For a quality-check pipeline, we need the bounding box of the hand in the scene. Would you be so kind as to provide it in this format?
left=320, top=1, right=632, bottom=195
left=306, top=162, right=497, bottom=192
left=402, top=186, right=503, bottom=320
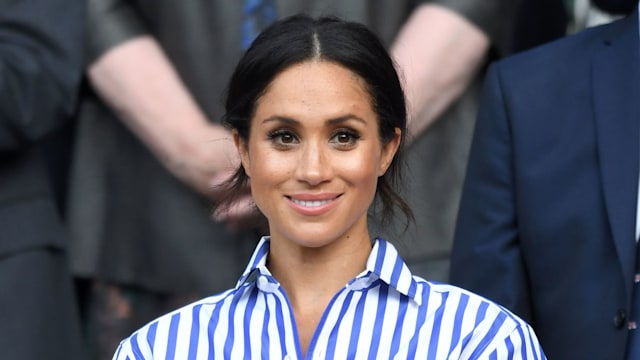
left=212, top=192, right=269, bottom=233
left=162, top=124, right=239, bottom=201
left=162, top=122, right=267, bottom=232
left=87, top=36, right=266, bottom=230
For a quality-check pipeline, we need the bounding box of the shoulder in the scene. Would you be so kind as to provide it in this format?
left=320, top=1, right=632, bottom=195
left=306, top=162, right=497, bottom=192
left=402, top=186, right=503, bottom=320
left=112, top=287, right=241, bottom=359
left=418, top=278, right=520, bottom=321
left=477, top=18, right=627, bottom=109
left=495, top=16, right=628, bottom=78
left=415, top=279, right=545, bottom=358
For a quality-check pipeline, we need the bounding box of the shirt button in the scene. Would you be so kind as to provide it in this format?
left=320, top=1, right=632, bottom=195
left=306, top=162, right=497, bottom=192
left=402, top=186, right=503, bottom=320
left=257, top=276, right=269, bottom=288
left=613, top=309, right=627, bottom=329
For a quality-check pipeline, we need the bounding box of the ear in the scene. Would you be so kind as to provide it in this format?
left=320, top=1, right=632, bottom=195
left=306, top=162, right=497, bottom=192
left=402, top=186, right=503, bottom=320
left=378, top=128, right=401, bottom=176
left=233, top=130, right=251, bottom=177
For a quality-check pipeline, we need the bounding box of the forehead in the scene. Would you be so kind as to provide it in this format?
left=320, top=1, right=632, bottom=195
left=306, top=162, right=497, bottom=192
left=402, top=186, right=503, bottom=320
left=255, top=60, right=374, bottom=115
left=269, top=60, right=366, bottom=85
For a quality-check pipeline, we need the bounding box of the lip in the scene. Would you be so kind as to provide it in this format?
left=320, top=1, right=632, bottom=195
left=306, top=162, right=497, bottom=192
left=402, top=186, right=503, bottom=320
left=285, top=193, right=342, bottom=216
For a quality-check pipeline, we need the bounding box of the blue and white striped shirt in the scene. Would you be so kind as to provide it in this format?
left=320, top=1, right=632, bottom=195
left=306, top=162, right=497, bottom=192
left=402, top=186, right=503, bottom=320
left=113, top=237, right=545, bottom=359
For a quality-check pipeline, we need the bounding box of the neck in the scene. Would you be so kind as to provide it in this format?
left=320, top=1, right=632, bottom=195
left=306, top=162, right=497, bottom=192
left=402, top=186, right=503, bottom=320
left=266, top=233, right=372, bottom=356
left=268, top=234, right=372, bottom=304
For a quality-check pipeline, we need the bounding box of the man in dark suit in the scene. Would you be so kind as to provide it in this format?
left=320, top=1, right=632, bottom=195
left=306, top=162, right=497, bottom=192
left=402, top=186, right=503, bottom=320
left=451, top=3, right=640, bottom=359
left=0, top=0, right=85, bottom=358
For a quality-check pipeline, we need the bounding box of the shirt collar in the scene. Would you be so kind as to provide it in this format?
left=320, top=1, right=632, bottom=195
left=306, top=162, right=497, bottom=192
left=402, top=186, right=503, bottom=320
left=235, top=236, right=421, bottom=304
left=363, top=238, right=420, bottom=303
left=235, top=236, right=272, bottom=288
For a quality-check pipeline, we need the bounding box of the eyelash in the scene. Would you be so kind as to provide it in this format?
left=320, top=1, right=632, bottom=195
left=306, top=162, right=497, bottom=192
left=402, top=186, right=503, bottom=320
left=330, top=129, right=361, bottom=148
left=268, top=129, right=298, bottom=147
left=267, top=128, right=361, bottom=149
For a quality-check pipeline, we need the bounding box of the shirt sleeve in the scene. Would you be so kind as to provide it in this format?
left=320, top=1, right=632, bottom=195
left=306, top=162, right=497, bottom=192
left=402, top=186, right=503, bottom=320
left=112, top=334, right=154, bottom=360
left=464, top=309, right=547, bottom=359
left=508, top=324, right=547, bottom=360
left=86, top=0, right=149, bottom=64
left=490, top=323, right=547, bottom=359
left=0, top=0, right=84, bottom=150
left=112, top=341, right=131, bottom=360
left=422, top=0, right=518, bottom=57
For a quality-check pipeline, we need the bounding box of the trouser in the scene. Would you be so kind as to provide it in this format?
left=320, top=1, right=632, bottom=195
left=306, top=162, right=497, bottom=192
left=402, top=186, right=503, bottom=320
left=0, top=247, right=86, bottom=359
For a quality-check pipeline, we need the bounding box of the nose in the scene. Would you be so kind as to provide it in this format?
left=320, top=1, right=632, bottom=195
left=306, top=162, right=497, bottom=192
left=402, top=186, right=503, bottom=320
left=295, top=140, right=332, bottom=186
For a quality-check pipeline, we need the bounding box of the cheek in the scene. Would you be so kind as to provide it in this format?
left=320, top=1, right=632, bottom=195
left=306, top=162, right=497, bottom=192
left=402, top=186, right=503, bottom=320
left=247, top=149, right=293, bottom=189
left=249, top=156, right=296, bottom=220
left=339, top=151, right=381, bottom=188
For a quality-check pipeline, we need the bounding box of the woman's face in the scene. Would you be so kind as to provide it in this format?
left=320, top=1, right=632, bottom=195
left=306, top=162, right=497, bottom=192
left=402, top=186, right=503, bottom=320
left=236, top=60, right=400, bottom=250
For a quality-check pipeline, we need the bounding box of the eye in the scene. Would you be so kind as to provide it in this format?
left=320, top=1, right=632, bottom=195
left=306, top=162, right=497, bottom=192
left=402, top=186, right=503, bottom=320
left=336, top=133, right=351, bottom=143
left=279, top=133, right=295, bottom=144
left=330, top=129, right=360, bottom=148
left=268, top=129, right=299, bottom=147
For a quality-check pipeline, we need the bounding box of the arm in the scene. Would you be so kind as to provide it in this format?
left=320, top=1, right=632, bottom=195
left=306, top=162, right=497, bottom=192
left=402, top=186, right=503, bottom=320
left=88, top=36, right=239, bottom=197
left=449, top=64, right=532, bottom=320
left=88, top=0, right=259, bottom=226
left=391, top=3, right=489, bottom=138
left=87, top=0, right=246, bottom=203
left=0, top=0, right=84, bottom=150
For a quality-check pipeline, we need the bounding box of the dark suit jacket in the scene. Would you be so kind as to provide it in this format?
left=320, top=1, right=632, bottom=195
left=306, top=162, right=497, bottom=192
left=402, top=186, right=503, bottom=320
left=593, top=0, right=638, bottom=14
left=0, top=0, right=82, bottom=247
left=0, top=0, right=85, bottom=357
left=450, top=8, right=640, bottom=360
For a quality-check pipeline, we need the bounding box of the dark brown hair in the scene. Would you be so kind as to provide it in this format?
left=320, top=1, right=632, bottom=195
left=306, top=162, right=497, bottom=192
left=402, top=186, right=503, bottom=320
left=218, top=14, right=413, bottom=227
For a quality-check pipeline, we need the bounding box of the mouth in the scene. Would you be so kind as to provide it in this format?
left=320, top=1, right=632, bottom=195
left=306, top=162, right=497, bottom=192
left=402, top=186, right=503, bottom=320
left=288, top=198, right=335, bottom=207
left=285, top=194, right=342, bottom=215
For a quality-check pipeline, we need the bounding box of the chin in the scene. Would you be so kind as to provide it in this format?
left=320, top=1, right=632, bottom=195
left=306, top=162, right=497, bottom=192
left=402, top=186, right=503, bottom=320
left=290, top=235, right=338, bottom=249
left=279, top=227, right=346, bottom=249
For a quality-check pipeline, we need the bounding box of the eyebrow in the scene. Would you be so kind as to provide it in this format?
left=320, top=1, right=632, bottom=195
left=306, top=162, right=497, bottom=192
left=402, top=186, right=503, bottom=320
left=261, top=114, right=368, bottom=126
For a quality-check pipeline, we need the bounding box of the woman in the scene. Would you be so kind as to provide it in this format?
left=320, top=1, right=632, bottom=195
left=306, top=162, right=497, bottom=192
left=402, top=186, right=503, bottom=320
left=113, top=15, right=545, bottom=359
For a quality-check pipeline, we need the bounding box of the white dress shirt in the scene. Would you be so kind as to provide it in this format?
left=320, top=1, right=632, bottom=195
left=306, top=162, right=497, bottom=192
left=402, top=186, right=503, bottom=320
left=113, top=237, right=545, bottom=359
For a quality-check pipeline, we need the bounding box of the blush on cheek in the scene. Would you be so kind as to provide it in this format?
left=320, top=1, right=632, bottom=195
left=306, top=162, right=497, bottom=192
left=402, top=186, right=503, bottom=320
left=343, top=163, right=379, bottom=198
left=341, top=156, right=378, bottom=179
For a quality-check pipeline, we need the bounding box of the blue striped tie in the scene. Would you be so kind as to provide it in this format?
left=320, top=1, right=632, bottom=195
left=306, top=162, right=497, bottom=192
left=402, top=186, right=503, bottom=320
left=241, top=0, right=277, bottom=50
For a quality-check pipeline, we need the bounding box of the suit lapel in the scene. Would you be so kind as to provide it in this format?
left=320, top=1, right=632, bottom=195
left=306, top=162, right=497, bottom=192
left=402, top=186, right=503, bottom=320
left=593, top=9, right=640, bottom=295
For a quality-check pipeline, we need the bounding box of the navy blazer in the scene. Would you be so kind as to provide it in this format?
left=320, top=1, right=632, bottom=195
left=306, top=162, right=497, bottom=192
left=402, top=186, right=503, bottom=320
left=0, top=0, right=84, bottom=252
left=451, top=8, right=640, bottom=360
left=0, top=0, right=85, bottom=357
